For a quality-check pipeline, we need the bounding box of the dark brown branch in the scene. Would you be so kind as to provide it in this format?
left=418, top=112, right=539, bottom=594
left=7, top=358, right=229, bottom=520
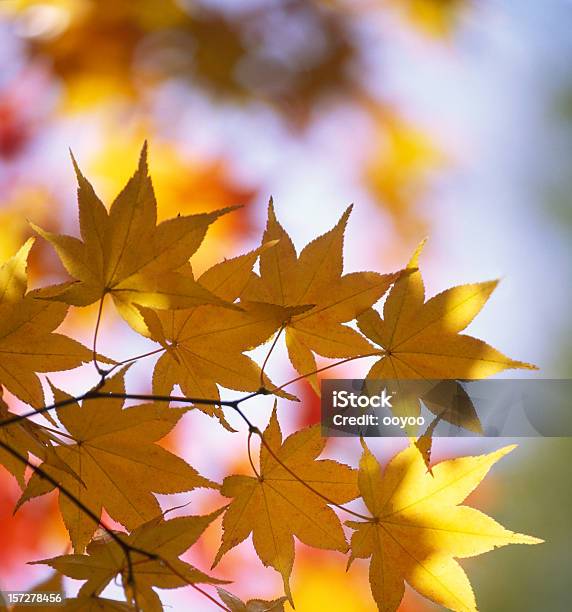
left=0, top=438, right=156, bottom=561
left=0, top=345, right=383, bottom=610
left=0, top=438, right=231, bottom=611
left=0, top=388, right=247, bottom=430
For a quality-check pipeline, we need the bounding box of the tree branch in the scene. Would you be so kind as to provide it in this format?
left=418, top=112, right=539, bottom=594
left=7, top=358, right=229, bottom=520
left=0, top=343, right=383, bottom=609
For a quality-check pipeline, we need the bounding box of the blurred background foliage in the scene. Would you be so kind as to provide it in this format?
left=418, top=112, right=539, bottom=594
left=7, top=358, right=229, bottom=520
left=0, top=0, right=571, bottom=610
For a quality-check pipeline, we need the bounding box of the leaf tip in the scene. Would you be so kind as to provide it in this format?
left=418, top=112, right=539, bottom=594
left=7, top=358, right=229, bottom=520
left=409, top=238, right=428, bottom=268
left=139, top=141, right=149, bottom=172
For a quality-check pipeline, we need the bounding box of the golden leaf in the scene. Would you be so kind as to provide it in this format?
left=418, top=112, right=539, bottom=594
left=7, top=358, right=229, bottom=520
left=16, top=371, right=215, bottom=552
left=32, top=143, right=238, bottom=334
left=34, top=509, right=226, bottom=612
left=0, top=394, right=77, bottom=488
left=142, top=246, right=302, bottom=420
left=357, top=240, right=537, bottom=380
left=243, top=200, right=403, bottom=393
left=213, top=407, right=358, bottom=603
left=347, top=441, right=542, bottom=612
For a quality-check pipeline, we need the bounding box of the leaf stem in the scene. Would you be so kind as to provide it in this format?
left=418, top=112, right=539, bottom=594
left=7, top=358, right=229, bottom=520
left=247, top=430, right=260, bottom=479
left=274, top=351, right=384, bottom=392
left=37, top=423, right=77, bottom=443
left=259, top=323, right=285, bottom=387
left=105, top=347, right=166, bottom=376
left=92, top=296, right=107, bottom=376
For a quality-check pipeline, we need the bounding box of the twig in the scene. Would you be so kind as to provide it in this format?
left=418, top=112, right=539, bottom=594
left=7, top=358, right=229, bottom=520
left=247, top=430, right=260, bottom=479
left=0, top=439, right=156, bottom=563
left=274, top=351, right=384, bottom=392
left=92, top=296, right=107, bottom=376
left=0, top=388, right=234, bottom=430
left=0, top=336, right=383, bottom=609
left=160, top=559, right=230, bottom=612
left=105, top=347, right=165, bottom=377
left=259, top=324, right=285, bottom=387
left=0, top=438, right=231, bottom=611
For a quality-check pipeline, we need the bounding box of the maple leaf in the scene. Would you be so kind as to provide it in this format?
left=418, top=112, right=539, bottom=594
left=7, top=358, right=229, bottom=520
left=357, top=240, right=537, bottom=381
left=347, top=441, right=542, bottom=612
left=34, top=509, right=226, bottom=612
left=213, top=407, right=358, bottom=602
left=32, top=143, right=238, bottom=334
left=216, top=588, right=287, bottom=612
left=0, top=239, right=95, bottom=408
left=243, top=200, right=403, bottom=392
left=141, top=245, right=303, bottom=418
left=17, top=371, right=215, bottom=552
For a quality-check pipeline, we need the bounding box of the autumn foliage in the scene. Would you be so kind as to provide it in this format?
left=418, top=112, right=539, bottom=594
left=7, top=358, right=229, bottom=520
left=0, top=145, right=541, bottom=611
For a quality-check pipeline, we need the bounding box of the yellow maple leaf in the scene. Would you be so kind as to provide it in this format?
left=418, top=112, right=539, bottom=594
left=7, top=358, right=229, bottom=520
left=213, top=407, right=358, bottom=603
left=347, top=441, right=542, bottom=612
left=357, top=240, right=537, bottom=380
left=34, top=509, right=226, bottom=611
left=243, top=200, right=403, bottom=393
left=141, top=246, right=302, bottom=420
left=0, top=239, right=94, bottom=408
left=32, top=143, right=238, bottom=334
left=16, top=371, right=215, bottom=552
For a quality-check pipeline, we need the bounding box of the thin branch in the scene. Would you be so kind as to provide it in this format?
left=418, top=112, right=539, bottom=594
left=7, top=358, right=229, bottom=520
left=37, top=423, right=77, bottom=443
left=93, top=391, right=240, bottom=408
left=0, top=388, right=231, bottom=430
left=105, top=347, right=165, bottom=376
left=189, top=584, right=230, bottom=612
left=259, top=324, right=285, bottom=387
left=126, top=556, right=230, bottom=611
left=0, top=439, right=154, bottom=561
left=274, top=351, right=384, bottom=392
left=159, top=559, right=230, bottom=612
left=92, top=296, right=107, bottom=376
left=247, top=431, right=260, bottom=479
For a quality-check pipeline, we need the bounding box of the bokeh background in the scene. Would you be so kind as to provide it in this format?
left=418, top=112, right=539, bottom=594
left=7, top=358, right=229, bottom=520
left=1, top=0, right=571, bottom=610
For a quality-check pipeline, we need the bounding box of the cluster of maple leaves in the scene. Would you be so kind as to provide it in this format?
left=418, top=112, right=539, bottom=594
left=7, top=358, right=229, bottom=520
left=0, top=145, right=541, bottom=612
